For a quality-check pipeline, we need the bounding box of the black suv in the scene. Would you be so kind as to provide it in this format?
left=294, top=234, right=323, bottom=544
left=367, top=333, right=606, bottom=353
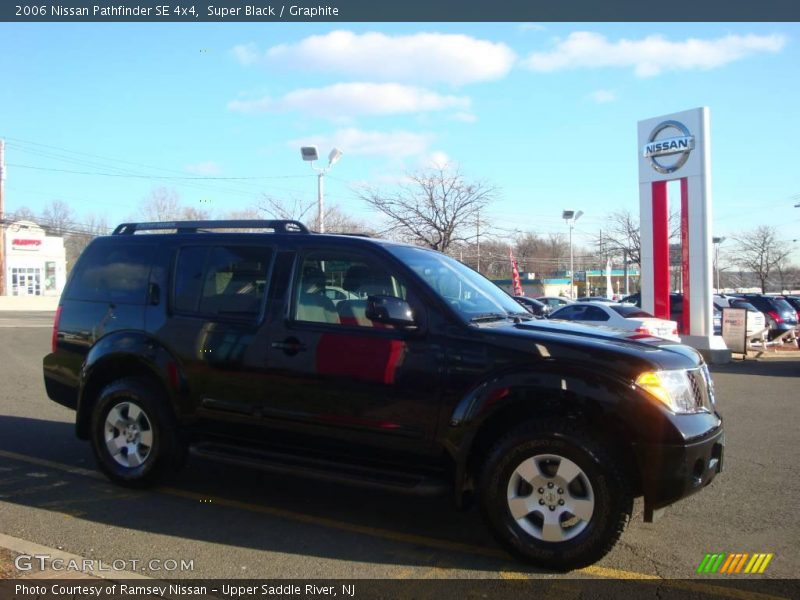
left=43, top=220, right=723, bottom=570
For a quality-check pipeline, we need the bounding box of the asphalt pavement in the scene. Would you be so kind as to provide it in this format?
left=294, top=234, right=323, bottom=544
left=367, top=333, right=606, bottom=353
left=0, top=313, right=797, bottom=589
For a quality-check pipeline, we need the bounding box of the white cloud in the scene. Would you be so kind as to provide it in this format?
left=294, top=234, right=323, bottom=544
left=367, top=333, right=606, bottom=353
left=227, top=83, right=469, bottom=119
left=230, top=43, right=259, bottom=66
left=451, top=111, right=478, bottom=123
left=235, top=31, right=515, bottom=86
left=523, top=32, right=787, bottom=77
left=421, top=151, right=451, bottom=169
left=185, top=161, right=222, bottom=175
left=588, top=89, right=616, bottom=103
left=290, top=129, right=433, bottom=158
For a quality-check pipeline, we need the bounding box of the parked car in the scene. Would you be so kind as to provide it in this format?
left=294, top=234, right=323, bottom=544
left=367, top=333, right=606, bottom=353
left=734, top=294, right=798, bottom=341
left=510, top=295, right=550, bottom=317
left=43, top=219, right=723, bottom=571
left=549, top=302, right=681, bottom=342
left=621, top=291, right=725, bottom=335
left=535, top=295, right=573, bottom=310
left=713, top=296, right=768, bottom=340
left=621, top=292, right=687, bottom=333
left=782, top=295, right=800, bottom=314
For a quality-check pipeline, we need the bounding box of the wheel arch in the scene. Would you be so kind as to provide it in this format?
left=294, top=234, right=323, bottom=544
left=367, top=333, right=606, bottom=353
left=76, top=332, right=185, bottom=440
left=446, top=366, right=644, bottom=506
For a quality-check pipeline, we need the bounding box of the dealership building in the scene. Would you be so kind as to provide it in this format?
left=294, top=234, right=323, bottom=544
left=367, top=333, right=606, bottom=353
left=2, top=220, right=67, bottom=297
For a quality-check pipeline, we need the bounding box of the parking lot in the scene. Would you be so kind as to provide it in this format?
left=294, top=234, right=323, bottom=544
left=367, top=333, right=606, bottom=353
left=0, top=313, right=798, bottom=588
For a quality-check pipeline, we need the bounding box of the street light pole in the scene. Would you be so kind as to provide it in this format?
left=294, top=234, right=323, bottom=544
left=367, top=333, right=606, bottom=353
left=712, top=236, right=725, bottom=293
left=317, top=171, right=324, bottom=233
left=562, top=209, right=583, bottom=298
left=300, top=146, right=343, bottom=233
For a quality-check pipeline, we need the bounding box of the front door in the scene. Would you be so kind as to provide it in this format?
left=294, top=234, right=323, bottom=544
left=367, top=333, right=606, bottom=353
left=262, top=248, right=444, bottom=456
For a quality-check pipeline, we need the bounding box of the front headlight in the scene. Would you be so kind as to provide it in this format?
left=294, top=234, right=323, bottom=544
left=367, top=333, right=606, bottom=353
left=635, top=369, right=706, bottom=414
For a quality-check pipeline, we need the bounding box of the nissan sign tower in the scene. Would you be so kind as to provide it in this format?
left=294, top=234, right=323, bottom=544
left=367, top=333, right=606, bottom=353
left=637, top=107, right=730, bottom=362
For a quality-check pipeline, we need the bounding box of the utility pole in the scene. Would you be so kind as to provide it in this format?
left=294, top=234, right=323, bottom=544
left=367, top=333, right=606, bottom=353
left=0, top=139, right=6, bottom=296
left=623, top=248, right=630, bottom=296
left=476, top=209, right=481, bottom=274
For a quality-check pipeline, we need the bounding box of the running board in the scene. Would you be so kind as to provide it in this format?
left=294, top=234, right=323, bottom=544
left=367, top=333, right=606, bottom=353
left=189, top=442, right=448, bottom=496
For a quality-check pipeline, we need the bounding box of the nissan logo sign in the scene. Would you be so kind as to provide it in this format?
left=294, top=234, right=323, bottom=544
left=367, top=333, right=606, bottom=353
left=643, top=120, right=695, bottom=174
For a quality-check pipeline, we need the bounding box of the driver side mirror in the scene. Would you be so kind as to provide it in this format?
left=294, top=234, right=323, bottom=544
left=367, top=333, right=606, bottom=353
left=365, top=295, right=418, bottom=330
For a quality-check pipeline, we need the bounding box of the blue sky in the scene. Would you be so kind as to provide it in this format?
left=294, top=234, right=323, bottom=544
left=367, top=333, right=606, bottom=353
left=1, top=22, right=798, bottom=261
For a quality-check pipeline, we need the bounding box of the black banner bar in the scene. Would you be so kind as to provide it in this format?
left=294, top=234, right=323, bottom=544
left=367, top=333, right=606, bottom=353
left=2, top=0, right=800, bottom=22
left=2, top=579, right=799, bottom=600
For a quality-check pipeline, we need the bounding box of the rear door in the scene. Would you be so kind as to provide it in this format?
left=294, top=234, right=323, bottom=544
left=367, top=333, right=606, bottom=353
left=153, top=242, right=274, bottom=432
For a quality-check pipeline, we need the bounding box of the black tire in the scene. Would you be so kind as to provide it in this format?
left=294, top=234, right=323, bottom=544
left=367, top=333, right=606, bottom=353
left=90, top=376, right=185, bottom=488
left=478, top=418, right=632, bottom=571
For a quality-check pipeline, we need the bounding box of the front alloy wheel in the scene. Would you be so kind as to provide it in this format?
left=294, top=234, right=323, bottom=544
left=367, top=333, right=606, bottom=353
left=507, top=454, right=594, bottom=543
left=479, top=419, right=632, bottom=570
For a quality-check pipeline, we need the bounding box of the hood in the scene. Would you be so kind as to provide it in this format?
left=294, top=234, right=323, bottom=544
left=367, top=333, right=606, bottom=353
left=474, top=318, right=703, bottom=372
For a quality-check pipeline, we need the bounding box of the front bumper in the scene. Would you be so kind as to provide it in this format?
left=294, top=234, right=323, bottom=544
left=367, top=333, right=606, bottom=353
left=633, top=424, right=724, bottom=521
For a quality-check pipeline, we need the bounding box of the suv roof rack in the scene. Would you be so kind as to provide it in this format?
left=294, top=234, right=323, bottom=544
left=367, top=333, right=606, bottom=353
left=112, top=220, right=309, bottom=235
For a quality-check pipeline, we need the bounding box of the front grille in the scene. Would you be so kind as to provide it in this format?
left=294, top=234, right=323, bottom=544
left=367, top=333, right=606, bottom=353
left=687, top=367, right=714, bottom=412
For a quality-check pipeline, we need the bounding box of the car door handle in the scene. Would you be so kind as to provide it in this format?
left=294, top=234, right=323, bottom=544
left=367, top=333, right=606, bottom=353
left=271, top=337, right=307, bottom=356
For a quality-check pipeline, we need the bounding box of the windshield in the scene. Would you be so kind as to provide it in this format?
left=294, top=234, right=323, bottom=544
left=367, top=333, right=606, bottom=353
left=386, top=245, right=528, bottom=321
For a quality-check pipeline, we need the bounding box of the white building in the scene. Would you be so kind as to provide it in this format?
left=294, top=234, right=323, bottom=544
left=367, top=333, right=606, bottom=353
left=3, top=220, right=67, bottom=297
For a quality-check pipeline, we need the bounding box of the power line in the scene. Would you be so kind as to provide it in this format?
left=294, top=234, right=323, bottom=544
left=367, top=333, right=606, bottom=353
left=8, top=163, right=314, bottom=181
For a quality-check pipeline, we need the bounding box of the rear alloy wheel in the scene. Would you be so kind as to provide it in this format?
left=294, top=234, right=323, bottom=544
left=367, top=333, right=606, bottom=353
left=103, top=401, right=154, bottom=469
left=479, top=419, right=632, bottom=570
left=90, top=377, right=184, bottom=487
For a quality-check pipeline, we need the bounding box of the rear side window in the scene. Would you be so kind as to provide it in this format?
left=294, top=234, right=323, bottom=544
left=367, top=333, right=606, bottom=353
left=612, top=305, right=653, bottom=318
left=173, top=246, right=273, bottom=318
left=66, top=243, right=154, bottom=304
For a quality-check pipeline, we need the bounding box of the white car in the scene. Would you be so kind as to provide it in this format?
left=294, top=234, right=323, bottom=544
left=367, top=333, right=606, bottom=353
left=549, top=302, right=681, bottom=342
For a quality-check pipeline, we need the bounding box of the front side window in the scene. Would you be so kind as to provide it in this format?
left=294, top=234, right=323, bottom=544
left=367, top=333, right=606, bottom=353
left=294, top=253, right=406, bottom=327
left=385, top=245, right=528, bottom=322
left=387, top=246, right=532, bottom=322
left=173, top=245, right=272, bottom=318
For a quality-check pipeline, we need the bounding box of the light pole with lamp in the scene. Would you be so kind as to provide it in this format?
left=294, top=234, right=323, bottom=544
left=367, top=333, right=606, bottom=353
left=300, top=146, right=343, bottom=233
left=562, top=209, right=583, bottom=298
left=712, top=236, right=725, bottom=293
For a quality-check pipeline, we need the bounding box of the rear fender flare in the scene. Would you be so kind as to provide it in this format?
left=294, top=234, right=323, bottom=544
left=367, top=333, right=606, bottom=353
left=76, top=331, right=187, bottom=438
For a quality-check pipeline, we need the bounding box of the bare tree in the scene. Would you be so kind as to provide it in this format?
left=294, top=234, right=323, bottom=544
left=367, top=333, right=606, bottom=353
left=138, top=187, right=215, bottom=222
left=139, top=187, right=182, bottom=221
left=598, top=210, right=642, bottom=265
left=5, top=206, right=37, bottom=223
left=357, top=167, right=497, bottom=252
left=257, top=195, right=369, bottom=234
left=65, top=214, right=109, bottom=268
left=733, top=226, right=791, bottom=293
left=257, top=194, right=315, bottom=223
left=42, top=200, right=74, bottom=236
left=597, top=208, right=681, bottom=267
